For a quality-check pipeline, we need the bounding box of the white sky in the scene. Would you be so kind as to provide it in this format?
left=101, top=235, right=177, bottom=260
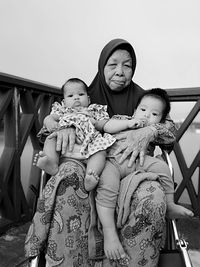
left=0, top=0, right=200, bottom=88
left=0, top=0, right=200, bottom=121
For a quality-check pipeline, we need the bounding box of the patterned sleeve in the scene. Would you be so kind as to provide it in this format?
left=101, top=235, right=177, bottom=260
left=150, top=115, right=177, bottom=148
left=50, top=100, right=66, bottom=117
left=88, top=104, right=110, bottom=121
left=112, top=114, right=133, bottom=120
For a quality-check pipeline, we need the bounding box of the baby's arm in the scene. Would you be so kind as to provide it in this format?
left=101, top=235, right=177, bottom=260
left=43, top=114, right=60, bottom=132
left=103, top=118, right=144, bottom=134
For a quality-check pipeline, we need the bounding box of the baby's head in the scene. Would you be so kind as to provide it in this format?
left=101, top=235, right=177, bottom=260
left=61, top=78, right=89, bottom=108
left=134, top=88, right=171, bottom=125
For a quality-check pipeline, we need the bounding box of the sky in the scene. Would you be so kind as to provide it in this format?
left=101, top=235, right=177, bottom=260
left=0, top=0, right=200, bottom=121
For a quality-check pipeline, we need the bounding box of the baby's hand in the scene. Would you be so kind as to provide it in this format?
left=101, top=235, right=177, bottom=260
left=44, top=116, right=59, bottom=132
left=127, top=118, right=145, bottom=129
left=47, top=121, right=59, bottom=132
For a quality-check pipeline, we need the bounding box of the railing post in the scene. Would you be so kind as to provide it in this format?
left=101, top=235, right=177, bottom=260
left=12, top=87, right=23, bottom=220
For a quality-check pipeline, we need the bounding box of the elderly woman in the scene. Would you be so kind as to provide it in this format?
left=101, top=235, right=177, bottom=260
left=25, top=39, right=176, bottom=267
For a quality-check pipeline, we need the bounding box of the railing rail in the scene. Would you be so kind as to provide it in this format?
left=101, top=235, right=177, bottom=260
left=169, top=89, right=200, bottom=216
left=0, top=73, right=62, bottom=226
left=0, top=72, right=200, bottom=227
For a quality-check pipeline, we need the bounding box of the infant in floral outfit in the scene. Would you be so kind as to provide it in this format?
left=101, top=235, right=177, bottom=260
left=34, top=78, right=115, bottom=190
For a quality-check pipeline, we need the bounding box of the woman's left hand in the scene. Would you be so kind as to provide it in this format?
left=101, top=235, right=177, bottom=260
left=48, top=127, right=76, bottom=155
left=113, top=127, right=156, bottom=167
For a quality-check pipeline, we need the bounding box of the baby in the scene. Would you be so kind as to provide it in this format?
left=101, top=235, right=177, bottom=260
left=92, top=88, right=194, bottom=260
left=34, top=78, right=115, bottom=190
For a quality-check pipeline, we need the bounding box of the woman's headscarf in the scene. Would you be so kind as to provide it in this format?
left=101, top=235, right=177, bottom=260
left=88, top=38, right=144, bottom=117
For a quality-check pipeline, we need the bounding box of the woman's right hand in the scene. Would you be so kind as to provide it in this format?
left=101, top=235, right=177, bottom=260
left=48, top=127, right=76, bottom=155
left=113, top=126, right=156, bottom=167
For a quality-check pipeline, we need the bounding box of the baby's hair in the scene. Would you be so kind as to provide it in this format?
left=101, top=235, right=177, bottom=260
left=61, top=78, right=88, bottom=94
left=136, top=88, right=171, bottom=122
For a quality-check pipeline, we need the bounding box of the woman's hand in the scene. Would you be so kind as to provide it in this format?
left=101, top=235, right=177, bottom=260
left=48, top=127, right=76, bottom=155
left=113, top=127, right=156, bottom=167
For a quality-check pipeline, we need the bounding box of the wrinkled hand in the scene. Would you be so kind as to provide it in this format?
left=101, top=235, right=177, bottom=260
left=48, top=127, right=76, bottom=155
left=113, top=127, right=155, bottom=167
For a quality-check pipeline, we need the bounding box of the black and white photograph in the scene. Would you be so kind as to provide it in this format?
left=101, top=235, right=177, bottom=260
left=0, top=1, right=200, bottom=266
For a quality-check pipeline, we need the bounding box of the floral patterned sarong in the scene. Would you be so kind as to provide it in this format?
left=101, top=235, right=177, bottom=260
left=25, top=159, right=166, bottom=267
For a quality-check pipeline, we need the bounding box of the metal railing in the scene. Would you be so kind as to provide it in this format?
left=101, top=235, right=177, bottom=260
left=168, top=87, right=200, bottom=216
left=0, top=72, right=199, bottom=227
left=0, top=73, right=62, bottom=226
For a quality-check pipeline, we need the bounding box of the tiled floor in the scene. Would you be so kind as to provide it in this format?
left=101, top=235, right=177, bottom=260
left=0, top=217, right=200, bottom=267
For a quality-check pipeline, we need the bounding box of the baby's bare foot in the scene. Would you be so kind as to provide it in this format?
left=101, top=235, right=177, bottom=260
left=167, top=203, right=194, bottom=219
left=103, top=227, right=128, bottom=261
left=33, top=151, right=58, bottom=175
left=84, top=169, right=99, bottom=191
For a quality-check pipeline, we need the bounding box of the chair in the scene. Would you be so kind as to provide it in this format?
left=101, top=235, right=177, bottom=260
left=157, top=151, right=193, bottom=267
left=28, top=150, right=193, bottom=267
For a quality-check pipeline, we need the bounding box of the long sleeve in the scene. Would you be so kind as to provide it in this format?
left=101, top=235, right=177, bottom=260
left=150, top=115, right=177, bottom=151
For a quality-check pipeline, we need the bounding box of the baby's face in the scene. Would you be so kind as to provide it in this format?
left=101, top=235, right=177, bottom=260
left=134, top=96, right=164, bottom=125
left=63, top=82, right=89, bottom=108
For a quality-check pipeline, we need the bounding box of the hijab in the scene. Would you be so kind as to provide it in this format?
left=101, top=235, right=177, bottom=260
left=88, top=38, right=144, bottom=117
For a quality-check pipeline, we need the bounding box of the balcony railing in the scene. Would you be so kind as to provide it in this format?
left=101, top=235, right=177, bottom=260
left=0, top=73, right=62, bottom=228
left=0, top=72, right=200, bottom=228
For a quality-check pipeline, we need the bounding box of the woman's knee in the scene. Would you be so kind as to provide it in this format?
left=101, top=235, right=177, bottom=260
left=136, top=180, right=166, bottom=219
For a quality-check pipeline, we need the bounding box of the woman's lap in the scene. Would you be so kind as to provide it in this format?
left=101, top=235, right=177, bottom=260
left=46, top=162, right=91, bottom=266
left=25, top=159, right=93, bottom=266
left=25, top=160, right=166, bottom=267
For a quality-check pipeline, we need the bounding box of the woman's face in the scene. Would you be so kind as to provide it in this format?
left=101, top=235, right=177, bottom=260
left=104, top=49, right=133, bottom=91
